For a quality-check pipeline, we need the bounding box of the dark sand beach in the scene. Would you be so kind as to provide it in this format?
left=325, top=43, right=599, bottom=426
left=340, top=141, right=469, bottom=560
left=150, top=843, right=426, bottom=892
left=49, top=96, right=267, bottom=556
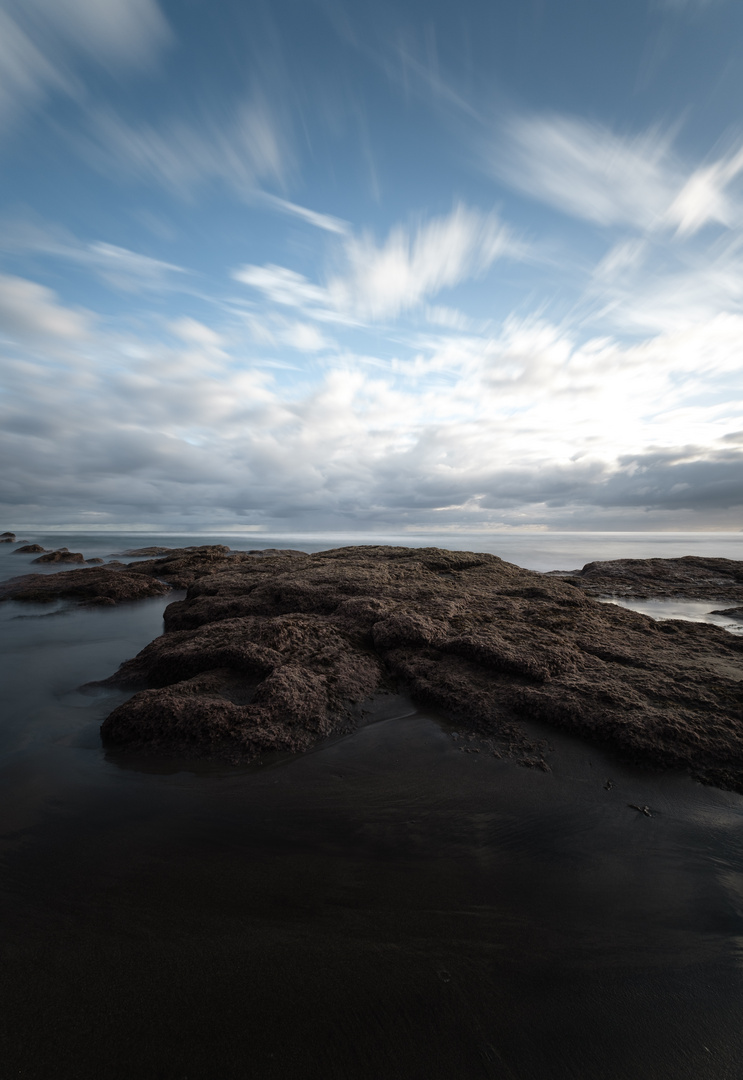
left=2, top=537, right=743, bottom=1078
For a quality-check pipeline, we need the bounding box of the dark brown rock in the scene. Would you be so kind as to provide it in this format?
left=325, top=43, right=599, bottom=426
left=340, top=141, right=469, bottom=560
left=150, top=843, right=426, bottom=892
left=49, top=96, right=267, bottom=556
left=13, top=544, right=47, bottom=554
left=85, top=558, right=104, bottom=565
left=120, top=546, right=174, bottom=557
left=32, top=548, right=85, bottom=565
left=99, top=545, right=743, bottom=791
left=0, top=532, right=15, bottom=544
left=123, top=545, right=235, bottom=588
left=561, top=556, right=743, bottom=601
left=0, top=567, right=172, bottom=605
left=711, top=606, right=743, bottom=621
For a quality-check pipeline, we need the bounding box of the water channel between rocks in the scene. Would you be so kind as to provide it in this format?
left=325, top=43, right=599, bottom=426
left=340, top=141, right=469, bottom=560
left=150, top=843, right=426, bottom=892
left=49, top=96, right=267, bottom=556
left=2, top=547, right=743, bottom=1079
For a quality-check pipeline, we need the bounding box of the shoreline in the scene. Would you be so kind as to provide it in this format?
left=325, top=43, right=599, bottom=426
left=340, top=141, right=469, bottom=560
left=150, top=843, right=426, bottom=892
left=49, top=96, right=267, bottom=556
left=3, top=540, right=743, bottom=791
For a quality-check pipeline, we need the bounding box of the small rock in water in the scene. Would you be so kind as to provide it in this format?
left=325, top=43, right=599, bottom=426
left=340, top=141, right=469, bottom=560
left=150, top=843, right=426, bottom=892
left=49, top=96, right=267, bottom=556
left=14, top=545, right=46, bottom=554
left=710, top=606, right=743, bottom=622
left=32, top=549, right=85, bottom=565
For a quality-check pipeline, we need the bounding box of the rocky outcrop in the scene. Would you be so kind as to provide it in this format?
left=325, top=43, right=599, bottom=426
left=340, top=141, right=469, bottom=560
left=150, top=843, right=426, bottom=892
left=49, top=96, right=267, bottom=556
left=99, top=545, right=743, bottom=791
left=122, top=545, right=234, bottom=587
left=0, top=532, right=15, bottom=543
left=0, top=545, right=238, bottom=606
left=119, top=546, right=174, bottom=557
left=0, top=566, right=172, bottom=605
left=32, top=548, right=85, bottom=565
left=557, top=556, right=743, bottom=601
left=13, top=544, right=46, bottom=554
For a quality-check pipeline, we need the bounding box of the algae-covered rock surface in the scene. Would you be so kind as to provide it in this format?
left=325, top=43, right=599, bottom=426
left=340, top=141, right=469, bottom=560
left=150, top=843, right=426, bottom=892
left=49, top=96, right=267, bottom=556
left=97, top=545, right=743, bottom=791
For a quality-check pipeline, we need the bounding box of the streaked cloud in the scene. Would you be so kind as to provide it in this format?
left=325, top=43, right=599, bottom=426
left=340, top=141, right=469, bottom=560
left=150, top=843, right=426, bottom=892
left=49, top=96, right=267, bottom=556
left=259, top=194, right=350, bottom=235
left=233, top=264, right=331, bottom=310
left=491, top=114, right=680, bottom=230
left=0, top=219, right=191, bottom=292
left=235, top=204, right=518, bottom=323
left=0, top=0, right=170, bottom=130
left=490, top=112, right=743, bottom=238
left=333, top=204, right=515, bottom=319
left=82, top=98, right=288, bottom=197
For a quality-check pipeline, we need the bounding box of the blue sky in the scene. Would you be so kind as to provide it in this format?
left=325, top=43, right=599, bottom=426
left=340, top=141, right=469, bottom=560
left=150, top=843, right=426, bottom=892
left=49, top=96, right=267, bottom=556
left=1, top=0, right=742, bottom=533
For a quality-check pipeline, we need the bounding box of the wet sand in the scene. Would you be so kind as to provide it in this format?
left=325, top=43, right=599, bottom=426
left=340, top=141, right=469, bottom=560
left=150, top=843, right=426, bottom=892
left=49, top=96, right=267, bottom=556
left=3, top=540, right=743, bottom=1078
left=2, top=595, right=743, bottom=1078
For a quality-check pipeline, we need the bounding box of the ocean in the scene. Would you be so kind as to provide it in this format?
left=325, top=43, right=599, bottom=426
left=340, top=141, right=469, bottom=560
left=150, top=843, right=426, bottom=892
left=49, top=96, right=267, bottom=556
left=2, top=532, right=743, bottom=1078
left=7, top=526, right=743, bottom=570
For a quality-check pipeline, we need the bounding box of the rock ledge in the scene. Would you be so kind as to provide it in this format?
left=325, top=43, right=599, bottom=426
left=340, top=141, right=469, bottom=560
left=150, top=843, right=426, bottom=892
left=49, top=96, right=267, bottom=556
left=97, top=546, right=743, bottom=791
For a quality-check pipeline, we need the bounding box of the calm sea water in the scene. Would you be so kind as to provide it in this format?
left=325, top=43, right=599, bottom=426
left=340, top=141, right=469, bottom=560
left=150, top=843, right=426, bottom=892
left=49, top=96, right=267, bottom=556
left=2, top=532, right=743, bottom=1078
left=6, top=526, right=743, bottom=571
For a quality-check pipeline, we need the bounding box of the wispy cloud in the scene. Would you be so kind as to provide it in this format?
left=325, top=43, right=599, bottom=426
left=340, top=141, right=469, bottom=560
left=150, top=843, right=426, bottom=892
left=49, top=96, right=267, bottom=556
left=583, top=227, right=743, bottom=334
left=491, top=114, right=680, bottom=230
left=666, top=149, right=743, bottom=235
left=233, top=265, right=332, bottom=310
left=334, top=204, right=515, bottom=319
left=258, top=193, right=350, bottom=235
left=0, top=219, right=191, bottom=292
left=489, top=112, right=743, bottom=238
left=84, top=242, right=189, bottom=292
left=234, top=203, right=519, bottom=323
left=82, top=97, right=288, bottom=197
left=0, top=0, right=170, bottom=130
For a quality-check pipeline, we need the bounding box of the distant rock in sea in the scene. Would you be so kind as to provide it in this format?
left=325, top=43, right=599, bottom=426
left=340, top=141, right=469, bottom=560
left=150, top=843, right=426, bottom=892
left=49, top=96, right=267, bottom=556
left=0, top=532, right=16, bottom=543
left=14, top=544, right=46, bottom=554
left=119, top=547, right=174, bottom=557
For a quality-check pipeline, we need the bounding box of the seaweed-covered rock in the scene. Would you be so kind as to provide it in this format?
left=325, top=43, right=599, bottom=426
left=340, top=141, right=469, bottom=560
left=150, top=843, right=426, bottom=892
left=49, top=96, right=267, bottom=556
left=99, top=545, right=743, bottom=791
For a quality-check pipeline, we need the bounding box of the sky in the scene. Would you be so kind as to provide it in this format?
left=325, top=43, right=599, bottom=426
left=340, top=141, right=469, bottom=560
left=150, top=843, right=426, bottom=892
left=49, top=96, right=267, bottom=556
left=1, top=0, right=743, bottom=534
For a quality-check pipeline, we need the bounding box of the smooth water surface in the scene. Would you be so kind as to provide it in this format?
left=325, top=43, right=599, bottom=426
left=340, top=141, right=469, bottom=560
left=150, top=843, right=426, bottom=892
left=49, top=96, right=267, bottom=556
left=2, top=533, right=743, bottom=1078
left=599, top=597, right=743, bottom=635
left=4, top=527, right=743, bottom=572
